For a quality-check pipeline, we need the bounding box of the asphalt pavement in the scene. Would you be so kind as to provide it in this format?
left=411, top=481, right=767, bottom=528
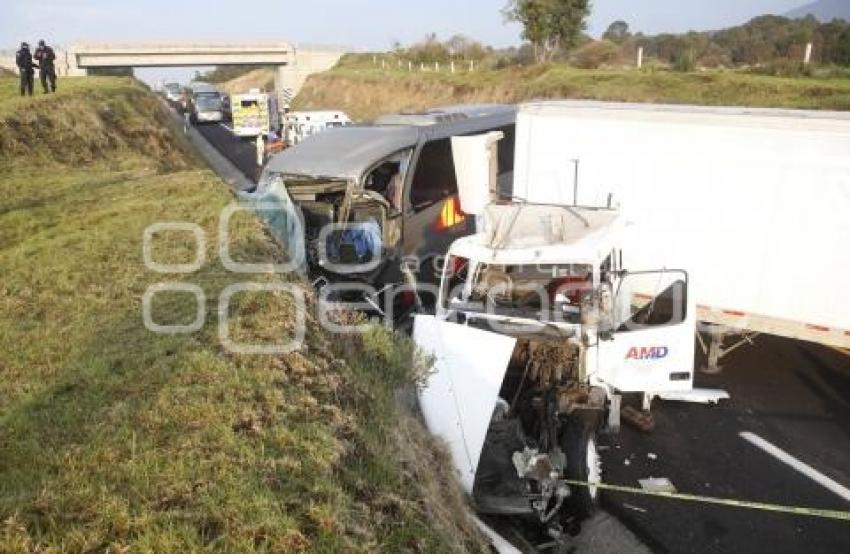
left=602, top=335, right=850, bottom=553
left=194, top=121, right=264, bottom=183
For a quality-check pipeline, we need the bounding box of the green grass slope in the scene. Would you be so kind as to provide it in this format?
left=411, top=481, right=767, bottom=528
left=0, top=77, right=486, bottom=552
left=295, top=56, right=850, bottom=120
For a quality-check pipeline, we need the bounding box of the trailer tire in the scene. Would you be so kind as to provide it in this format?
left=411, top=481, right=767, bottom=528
left=562, top=417, right=602, bottom=520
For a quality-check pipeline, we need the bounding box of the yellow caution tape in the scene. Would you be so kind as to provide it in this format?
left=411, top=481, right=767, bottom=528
left=564, top=479, right=850, bottom=522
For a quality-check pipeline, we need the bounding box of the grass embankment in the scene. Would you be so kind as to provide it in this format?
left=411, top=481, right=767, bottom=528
left=294, top=56, right=850, bottom=120
left=0, top=77, right=486, bottom=552
left=215, top=69, right=276, bottom=96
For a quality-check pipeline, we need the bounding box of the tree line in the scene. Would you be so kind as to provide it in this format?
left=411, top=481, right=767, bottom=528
left=395, top=1, right=850, bottom=71
left=621, top=14, right=850, bottom=68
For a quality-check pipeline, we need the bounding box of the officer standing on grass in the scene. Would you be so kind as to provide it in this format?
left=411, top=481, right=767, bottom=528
left=15, top=42, right=36, bottom=97
left=34, top=40, right=57, bottom=93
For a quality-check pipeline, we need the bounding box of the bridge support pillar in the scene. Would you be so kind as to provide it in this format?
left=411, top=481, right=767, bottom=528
left=274, top=48, right=344, bottom=108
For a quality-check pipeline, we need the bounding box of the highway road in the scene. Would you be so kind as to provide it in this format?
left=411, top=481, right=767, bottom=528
left=194, top=121, right=264, bottom=183
left=602, top=334, right=850, bottom=553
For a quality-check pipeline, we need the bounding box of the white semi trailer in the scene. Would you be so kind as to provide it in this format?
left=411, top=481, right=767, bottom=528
left=512, top=101, right=850, bottom=367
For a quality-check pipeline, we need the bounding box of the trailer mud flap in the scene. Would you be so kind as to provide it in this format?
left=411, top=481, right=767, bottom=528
left=413, top=316, right=517, bottom=493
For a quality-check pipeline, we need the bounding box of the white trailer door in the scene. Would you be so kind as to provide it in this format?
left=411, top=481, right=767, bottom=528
left=413, top=315, right=517, bottom=493
left=596, top=270, right=695, bottom=393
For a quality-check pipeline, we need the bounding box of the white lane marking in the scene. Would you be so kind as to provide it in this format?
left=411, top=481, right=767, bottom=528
left=218, top=122, right=233, bottom=133
left=740, top=431, right=850, bottom=503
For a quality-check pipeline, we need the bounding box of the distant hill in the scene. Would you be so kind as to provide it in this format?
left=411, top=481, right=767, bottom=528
left=786, top=0, right=850, bottom=21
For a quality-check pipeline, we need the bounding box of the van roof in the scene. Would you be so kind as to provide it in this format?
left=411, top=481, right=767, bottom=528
left=375, top=104, right=514, bottom=126
left=266, top=105, right=515, bottom=180
left=266, top=126, right=420, bottom=180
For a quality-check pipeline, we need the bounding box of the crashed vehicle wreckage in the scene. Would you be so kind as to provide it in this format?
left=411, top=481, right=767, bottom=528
left=248, top=105, right=516, bottom=322
left=246, top=112, right=728, bottom=541
left=412, top=133, right=728, bottom=540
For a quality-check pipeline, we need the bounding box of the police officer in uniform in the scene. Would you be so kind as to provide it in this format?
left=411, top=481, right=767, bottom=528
left=15, top=42, right=36, bottom=97
left=34, top=40, right=57, bottom=93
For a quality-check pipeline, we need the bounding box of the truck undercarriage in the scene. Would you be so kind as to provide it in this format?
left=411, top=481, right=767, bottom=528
left=474, top=338, right=607, bottom=527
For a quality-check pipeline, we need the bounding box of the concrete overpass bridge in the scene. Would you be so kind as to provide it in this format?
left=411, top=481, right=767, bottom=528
left=3, top=42, right=345, bottom=99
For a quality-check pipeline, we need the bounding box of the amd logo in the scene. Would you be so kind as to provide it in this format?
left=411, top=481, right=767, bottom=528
left=626, top=346, right=669, bottom=360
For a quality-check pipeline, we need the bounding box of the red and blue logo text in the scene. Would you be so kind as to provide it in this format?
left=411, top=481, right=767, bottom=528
left=626, top=346, right=669, bottom=360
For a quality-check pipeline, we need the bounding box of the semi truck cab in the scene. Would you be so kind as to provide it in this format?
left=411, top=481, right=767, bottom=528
left=412, top=134, right=727, bottom=538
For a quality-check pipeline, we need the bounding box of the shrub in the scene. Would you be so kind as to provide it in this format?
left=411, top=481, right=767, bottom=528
left=698, top=43, right=731, bottom=68
left=573, top=40, right=622, bottom=69
left=673, top=49, right=697, bottom=72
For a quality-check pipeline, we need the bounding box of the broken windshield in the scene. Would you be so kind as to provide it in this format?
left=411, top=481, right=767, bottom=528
left=262, top=174, right=348, bottom=195
left=442, top=257, right=594, bottom=324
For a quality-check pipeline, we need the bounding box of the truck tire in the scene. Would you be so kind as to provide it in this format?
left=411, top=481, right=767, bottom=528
left=562, top=417, right=602, bottom=520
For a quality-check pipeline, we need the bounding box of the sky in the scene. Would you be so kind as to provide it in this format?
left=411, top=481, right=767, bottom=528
left=1, top=0, right=807, bottom=83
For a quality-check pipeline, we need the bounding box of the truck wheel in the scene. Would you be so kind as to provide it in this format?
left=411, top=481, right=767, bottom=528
left=562, top=418, right=602, bottom=520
